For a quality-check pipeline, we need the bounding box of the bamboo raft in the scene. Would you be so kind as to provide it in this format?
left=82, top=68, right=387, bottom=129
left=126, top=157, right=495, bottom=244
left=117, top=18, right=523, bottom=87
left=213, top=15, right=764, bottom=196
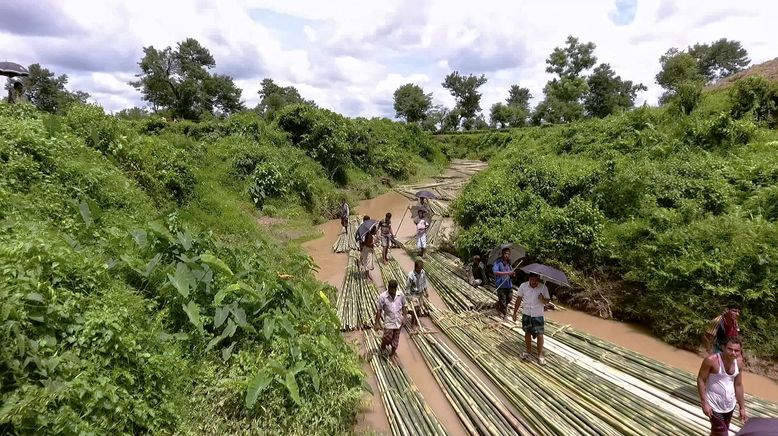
left=332, top=215, right=362, bottom=253
left=365, top=330, right=447, bottom=436
left=336, top=253, right=379, bottom=331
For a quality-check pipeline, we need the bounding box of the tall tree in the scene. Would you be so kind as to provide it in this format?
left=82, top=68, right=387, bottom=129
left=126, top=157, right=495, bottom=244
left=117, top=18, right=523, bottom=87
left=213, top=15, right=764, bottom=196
left=655, top=48, right=705, bottom=103
left=489, top=103, right=511, bottom=128
left=257, top=78, right=312, bottom=117
left=130, top=38, right=244, bottom=120
left=688, top=38, right=750, bottom=82
left=393, top=83, right=432, bottom=123
left=441, top=71, right=487, bottom=128
left=5, top=63, right=89, bottom=113
left=585, top=63, right=646, bottom=118
left=534, top=36, right=597, bottom=124
left=506, top=85, right=532, bottom=110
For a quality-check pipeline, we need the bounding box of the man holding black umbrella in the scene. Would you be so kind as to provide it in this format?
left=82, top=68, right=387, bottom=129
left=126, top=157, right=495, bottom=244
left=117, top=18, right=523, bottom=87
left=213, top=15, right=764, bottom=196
left=513, top=273, right=550, bottom=365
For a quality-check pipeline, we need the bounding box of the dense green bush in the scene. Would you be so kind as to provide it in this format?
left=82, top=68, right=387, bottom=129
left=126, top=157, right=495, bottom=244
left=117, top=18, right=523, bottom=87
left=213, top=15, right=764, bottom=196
left=730, top=76, right=778, bottom=127
left=1, top=102, right=374, bottom=434
left=449, top=94, right=778, bottom=360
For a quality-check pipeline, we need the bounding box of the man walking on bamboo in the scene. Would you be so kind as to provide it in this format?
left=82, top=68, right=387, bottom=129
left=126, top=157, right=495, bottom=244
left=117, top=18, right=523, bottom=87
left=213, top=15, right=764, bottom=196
left=379, top=212, right=394, bottom=262
left=492, top=247, right=515, bottom=318
left=416, top=210, right=429, bottom=258
left=512, top=273, right=550, bottom=365
left=697, top=337, right=747, bottom=435
left=339, top=199, right=350, bottom=234
left=361, top=226, right=377, bottom=281
left=406, top=259, right=429, bottom=328
left=374, top=279, right=407, bottom=357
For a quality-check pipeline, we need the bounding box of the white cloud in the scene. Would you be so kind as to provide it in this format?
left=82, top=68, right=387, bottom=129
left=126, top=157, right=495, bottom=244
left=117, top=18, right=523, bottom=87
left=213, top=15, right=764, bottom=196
left=0, top=0, right=774, bottom=118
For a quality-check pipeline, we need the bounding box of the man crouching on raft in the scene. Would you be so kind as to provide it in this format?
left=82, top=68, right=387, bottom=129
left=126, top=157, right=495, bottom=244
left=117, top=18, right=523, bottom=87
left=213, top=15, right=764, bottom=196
left=512, top=273, right=550, bottom=365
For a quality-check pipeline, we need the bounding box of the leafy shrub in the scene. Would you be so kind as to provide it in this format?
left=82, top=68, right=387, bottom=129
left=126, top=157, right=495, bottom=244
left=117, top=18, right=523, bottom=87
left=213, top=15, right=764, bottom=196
left=730, top=76, right=778, bottom=127
left=63, top=104, right=121, bottom=153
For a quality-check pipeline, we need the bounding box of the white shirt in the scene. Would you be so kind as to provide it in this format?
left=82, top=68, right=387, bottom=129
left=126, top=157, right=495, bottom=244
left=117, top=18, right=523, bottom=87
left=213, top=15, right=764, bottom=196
left=376, top=291, right=406, bottom=329
left=416, top=219, right=428, bottom=237
left=406, top=270, right=427, bottom=296
left=517, top=282, right=550, bottom=317
left=705, top=353, right=739, bottom=413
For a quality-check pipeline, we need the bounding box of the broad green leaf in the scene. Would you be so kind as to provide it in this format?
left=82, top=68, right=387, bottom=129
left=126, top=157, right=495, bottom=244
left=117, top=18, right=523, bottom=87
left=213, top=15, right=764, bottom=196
left=131, top=229, right=147, bottom=247
left=206, top=320, right=238, bottom=352
left=318, top=290, right=330, bottom=306
left=182, top=301, right=202, bottom=330
left=79, top=201, right=92, bottom=228
left=281, top=317, right=295, bottom=336
left=213, top=306, right=229, bottom=329
left=285, top=372, right=301, bottom=405
left=143, top=253, right=163, bottom=278
left=221, top=343, right=235, bottom=362
left=307, top=367, right=320, bottom=392
left=177, top=231, right=193, bottom=251
left=263, top=317, right=275, bottom=340
left=245, top=371, right=272, bottom=408
left=25, top=293, right=45, bottom=303
left=199, top=253, right=233, bottom=276
left=168, top=262, right=195, bottom=298
left=214, top=281, right=258, bottom=305
left=232, top=307, right=247, bottom=328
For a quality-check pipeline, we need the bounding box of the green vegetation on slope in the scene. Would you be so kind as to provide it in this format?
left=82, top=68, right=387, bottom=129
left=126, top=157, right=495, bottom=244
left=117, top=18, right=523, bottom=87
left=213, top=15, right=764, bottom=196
left=0, top=102, right=444, bottom=434
left=449, top=76, right=778, bottom=361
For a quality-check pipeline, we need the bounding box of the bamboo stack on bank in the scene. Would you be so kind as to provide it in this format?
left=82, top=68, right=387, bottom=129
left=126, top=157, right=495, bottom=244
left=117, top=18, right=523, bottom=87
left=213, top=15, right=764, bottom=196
left=364, top=330, right=448, bottom=436
left=336, top=254, right=379, bottom=331
left=424, top=252, right=494, bottom=312
left=332, top=215, right=362, bottom=253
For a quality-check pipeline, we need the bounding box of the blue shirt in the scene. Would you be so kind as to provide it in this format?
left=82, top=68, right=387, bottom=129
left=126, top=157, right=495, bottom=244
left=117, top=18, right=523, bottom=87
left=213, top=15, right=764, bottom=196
left=492, top=259, right=513, bottom=289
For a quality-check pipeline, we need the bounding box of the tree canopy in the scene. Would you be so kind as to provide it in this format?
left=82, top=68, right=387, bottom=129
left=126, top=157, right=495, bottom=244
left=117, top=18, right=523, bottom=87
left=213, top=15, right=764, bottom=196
left=130, top=38, right=244, bottom=120
left=442, top=71, right=487, bottom=128
left=688, top=38, right=750, bottom=82
left=534, top=36, right=597, bottom=124
left=655, top=48, right=705, bottom=103
left=5, top=63, right=89, bottom=113
left=585, top=63, right=646, bottom=118
left=393, top=83, right=432, bottom=123
left=256, top=78, right=313, bottom=118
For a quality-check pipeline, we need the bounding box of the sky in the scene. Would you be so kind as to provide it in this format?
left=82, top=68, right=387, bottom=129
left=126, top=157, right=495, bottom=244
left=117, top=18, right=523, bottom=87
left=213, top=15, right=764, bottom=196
left=0, top=0, right=774, bottom=119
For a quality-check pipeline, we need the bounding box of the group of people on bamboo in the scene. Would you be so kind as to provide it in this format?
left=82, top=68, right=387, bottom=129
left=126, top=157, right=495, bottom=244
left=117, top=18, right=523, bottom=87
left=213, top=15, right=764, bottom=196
left=343, top=198, right=752, bottom=435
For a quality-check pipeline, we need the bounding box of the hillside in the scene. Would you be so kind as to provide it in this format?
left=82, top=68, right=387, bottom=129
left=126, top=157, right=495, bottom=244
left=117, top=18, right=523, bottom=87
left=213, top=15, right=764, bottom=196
left=444, top=78, right=778, bottom=374
left=708, top=57, right=778, bottom=90
left=0, top=102, right=444, bottom=434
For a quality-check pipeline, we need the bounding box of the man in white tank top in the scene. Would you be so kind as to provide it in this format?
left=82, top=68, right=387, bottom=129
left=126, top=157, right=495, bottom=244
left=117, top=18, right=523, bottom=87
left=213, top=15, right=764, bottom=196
left=696, top=337, right=747, bottom=435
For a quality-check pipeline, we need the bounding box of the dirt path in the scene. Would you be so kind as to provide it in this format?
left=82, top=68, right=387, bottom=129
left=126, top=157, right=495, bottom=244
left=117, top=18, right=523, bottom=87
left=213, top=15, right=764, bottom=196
left=303, top=162, right=778, bottom=434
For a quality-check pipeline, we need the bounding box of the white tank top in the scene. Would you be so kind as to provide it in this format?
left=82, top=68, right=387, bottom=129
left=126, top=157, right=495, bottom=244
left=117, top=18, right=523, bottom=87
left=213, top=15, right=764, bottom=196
left=705, top=353, right=739, bottom=413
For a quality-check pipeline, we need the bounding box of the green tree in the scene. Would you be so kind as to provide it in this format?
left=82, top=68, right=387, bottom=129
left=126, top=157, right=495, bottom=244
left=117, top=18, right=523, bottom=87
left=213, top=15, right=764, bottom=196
left=130, top=38, right=244, bottom=120
left=688, top=38, right=750, bottom=82
left=584, top=63, right=646, bottom=118
left=256, top=78, right=313, bottom=118
left=442, top=71, right=487, bottom=128
left=534, top=36, right=597, bottom=124
left=490, top=103, right=511, bottom=128
left=506, top=85, right=532, bottom=110
left=5, top=63, right=89, bottom=113
left=655, top=49, right=705, bottom=103
left=393, top=83, right=432, bottom=123
left=115, top=107, right=150, bottom=120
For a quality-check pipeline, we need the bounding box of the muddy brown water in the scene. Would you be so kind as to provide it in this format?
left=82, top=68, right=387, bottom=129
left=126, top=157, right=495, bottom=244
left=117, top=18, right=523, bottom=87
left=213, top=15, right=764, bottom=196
left=303, top=187, right=778, bottom=434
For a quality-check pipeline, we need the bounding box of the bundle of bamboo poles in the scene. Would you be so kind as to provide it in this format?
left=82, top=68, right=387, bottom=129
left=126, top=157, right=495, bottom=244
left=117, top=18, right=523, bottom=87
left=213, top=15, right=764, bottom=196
left=332, top=215, right=362, bottom=253
left=430, top=307, right=712, bottom=435
left=544, top=322, right=778, bottom=418
left=336, top=253, right=379, bottom=331
left=410, top=326, right=532, bottom=435
left=364, top=330, right=448, bottom=436
left=423, top=252, right=494, bottom=312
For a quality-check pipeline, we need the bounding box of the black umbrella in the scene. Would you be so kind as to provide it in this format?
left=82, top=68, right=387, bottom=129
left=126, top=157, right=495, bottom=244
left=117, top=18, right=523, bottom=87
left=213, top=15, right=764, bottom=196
left=487, top=243, right=526, bottom=266
left=520, top=263, right=571, bottom=287
left=410, top=204, right=431, bottom=224
left=415, top=190, right=438, bottom=200
left=356, top=219, right=379, bottom=242
left=0, top=62, right=29, bottom=78
left=736, top=418, right=778, bottom=435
